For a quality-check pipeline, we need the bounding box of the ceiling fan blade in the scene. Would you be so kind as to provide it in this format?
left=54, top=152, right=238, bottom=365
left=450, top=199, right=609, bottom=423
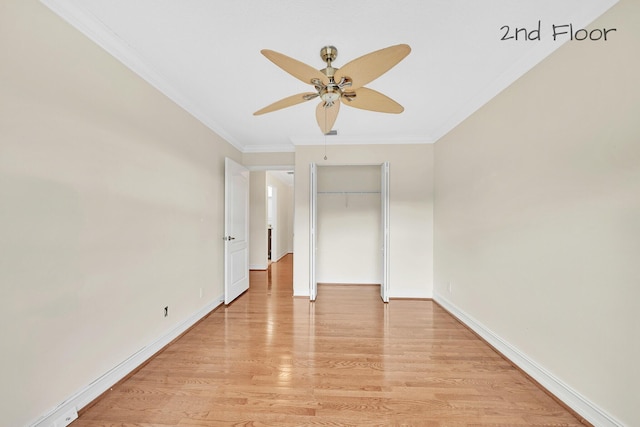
left=334, top=44, right=411, bottom=90
left=254, top=92, right=318, bottom=115
left=341, top=87, right=404, bottom=113
left=261, top=49, right=328, bottom=86
left=316, top=101, right=340, bottom=134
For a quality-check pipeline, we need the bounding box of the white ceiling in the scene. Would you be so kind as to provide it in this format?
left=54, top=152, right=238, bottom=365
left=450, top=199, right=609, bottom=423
left=42, top=0, right=617, bottom=153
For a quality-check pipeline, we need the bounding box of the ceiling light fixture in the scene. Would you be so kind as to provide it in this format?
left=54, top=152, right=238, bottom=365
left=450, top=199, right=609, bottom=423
left=254, top=44, right=411, bottom=134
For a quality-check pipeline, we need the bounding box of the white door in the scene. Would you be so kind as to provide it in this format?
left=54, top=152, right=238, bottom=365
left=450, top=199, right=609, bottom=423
left=380, top=162, right=390, bottom=302
left=224, top=157, right=250, bottom=305
left=309, top=163, right=318, bottom=301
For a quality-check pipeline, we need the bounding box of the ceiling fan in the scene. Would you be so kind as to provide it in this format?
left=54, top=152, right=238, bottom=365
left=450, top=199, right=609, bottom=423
left=254, top=44, right=411, bottom=134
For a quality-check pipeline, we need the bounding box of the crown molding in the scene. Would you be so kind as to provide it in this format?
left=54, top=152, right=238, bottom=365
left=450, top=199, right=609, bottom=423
left=242, top=144, right=296, bottom=153
left=40, top=0, right=246, bottom=153
left=290, top=135, right=434, bottom=146
left=431, top=0, right=619, bottom=142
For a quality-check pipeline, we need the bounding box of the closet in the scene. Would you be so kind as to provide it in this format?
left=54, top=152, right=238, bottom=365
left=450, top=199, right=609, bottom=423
left=310, top=163, right=389, bottom=301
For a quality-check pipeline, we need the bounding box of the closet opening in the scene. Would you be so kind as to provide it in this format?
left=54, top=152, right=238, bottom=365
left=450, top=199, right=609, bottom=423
left=309, top=163, right=389, bottom=302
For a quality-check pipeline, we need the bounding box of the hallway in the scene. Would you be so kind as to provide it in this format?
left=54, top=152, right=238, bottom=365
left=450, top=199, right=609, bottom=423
left=72, top=254, right=585, bottom=426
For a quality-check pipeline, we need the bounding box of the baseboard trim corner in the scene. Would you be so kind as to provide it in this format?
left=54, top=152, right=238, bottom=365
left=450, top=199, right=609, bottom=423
left=433, top=293, right=623, bottom=427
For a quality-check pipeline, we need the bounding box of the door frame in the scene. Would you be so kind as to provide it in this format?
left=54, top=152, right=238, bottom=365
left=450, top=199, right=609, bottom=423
left=309, top=163, right=318, bottom=301
left=267, top=184, right=278, bottom=262
left=380, top=162, right=390, bottom=302
left=309, top=162, right=390, bottom=302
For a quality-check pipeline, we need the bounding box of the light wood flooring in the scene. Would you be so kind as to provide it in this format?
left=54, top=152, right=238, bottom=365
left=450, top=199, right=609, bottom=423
left=73, top=254, right=587, bottom=426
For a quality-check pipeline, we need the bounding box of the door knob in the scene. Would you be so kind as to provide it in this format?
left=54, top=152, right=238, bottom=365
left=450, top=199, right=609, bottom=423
left=223, top=236, right=236, bottom=241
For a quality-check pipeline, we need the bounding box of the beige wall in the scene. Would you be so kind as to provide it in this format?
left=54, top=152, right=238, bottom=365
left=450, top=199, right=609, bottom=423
left=249, top=172, right=268, bottom=269
left=283, top=184, right=294, bottom=254
left=242, top=151, right=295, bottom=168
left=433, top=1, right=639, bottom=425
left=293, top=144, right=434, bottom=298
left=0, top=1, right=241, bottom=426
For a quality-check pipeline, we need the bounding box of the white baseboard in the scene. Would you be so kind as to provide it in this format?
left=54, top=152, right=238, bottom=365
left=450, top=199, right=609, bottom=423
left=434, top=293, right=623, bottom=427
left=389, top=287, right=431, bottom=299
left=31, top=295, right=224, bottom=427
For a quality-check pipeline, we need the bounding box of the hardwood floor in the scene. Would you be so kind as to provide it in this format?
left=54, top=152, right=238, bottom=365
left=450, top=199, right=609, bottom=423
left=73, top=254, right=586, bottom=426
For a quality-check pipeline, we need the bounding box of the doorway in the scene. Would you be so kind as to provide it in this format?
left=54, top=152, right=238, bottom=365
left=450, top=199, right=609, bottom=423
left=309, top=163, right=390, bottom=302
left=248, top=170, right=294, bottom=271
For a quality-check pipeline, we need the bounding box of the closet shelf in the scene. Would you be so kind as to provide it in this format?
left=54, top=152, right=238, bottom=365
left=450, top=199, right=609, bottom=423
left=317, top=191, right=381, bottom=194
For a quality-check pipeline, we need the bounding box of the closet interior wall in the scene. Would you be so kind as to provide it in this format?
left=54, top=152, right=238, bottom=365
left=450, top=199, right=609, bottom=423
left=316, top=165, right=381, bottom=285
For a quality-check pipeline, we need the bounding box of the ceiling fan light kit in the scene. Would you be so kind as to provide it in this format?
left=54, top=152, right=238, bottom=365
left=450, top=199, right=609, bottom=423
left=254, top=44, right=411, bottom=134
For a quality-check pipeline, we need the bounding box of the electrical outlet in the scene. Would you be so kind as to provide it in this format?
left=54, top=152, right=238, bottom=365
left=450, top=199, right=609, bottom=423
left=447, top=281, right=452, bottom=293
left=164, top=306, right=168, bottom=317
left=199, top=288, right=203, bottom=298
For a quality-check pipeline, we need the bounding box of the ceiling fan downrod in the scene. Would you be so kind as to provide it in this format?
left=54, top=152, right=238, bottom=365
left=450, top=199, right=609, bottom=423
left=320, top=45, right=338, bottom=75
left=316, top=46, right=352, bottom=107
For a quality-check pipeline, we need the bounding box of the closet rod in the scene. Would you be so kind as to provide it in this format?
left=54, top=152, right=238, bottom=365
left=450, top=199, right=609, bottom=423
left=317, top=191, right=381, bottom=194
